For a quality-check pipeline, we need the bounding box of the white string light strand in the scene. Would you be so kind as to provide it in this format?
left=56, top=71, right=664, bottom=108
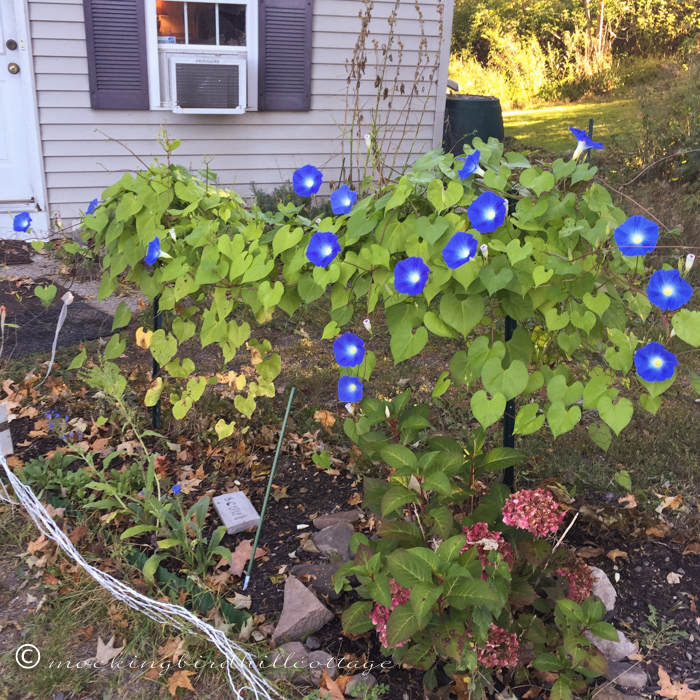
left=0, top=453, right=280, bottom=700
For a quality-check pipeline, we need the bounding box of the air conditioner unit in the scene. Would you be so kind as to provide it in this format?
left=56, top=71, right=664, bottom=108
left=164, top=53, right=247, bottom=115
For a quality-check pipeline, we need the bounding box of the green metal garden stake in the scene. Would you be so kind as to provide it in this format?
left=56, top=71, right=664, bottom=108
left=152, top=294, right=162, bottom=430
left=243, top=387, right=295, bottom=591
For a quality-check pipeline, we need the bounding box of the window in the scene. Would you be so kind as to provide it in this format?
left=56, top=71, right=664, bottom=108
left=146, top=0, right=258, bottom=111
left=83, top=0, right=313, bottom=114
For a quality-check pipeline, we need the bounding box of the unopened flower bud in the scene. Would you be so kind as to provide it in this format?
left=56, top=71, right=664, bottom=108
left=364, top=133, right=372, bottom=151
left=686, top=253, right=695, bottom=272
left=55, top=218, right=64, bottom=230
left=385, top=406, right=390, bottom=419
left=670, top=328, right=676, bottom=338
left=363, top=318, right=372, bottom=332
left=315, top=218, right=322, bottom=225
left=169, top=228, right=176, bottom=241
left=480, top=244, right=488, bottom=259
left=345, top=402, right=354, bottom=416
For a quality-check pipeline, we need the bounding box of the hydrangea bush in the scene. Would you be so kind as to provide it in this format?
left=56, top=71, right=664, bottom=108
left=23, top=129, right=699, bottom=695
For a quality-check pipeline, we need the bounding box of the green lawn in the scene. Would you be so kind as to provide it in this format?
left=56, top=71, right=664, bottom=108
left=503, top=97, right=639, bottom=152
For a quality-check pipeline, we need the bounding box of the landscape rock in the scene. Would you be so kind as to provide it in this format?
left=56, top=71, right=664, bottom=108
left=592, top=684, right=643, bottom=700
left=272, top=577, right=334, bottom=644
left=313, top=511, right=363, bottom=529
left=312, top=522, right=354, bottom=562
left=606, top=661, right=648, bottom=689
left=308, top=650, right=338, bottom=686
left=590, top=566, right=617, bottom=613
left=291, top=562, right=343, bottom=600
left=266, top=642, right=310, bottom=683
left=345, top=674, right=378, bottom=696
left=584, top=628, right=637, bottom=663
left=304, top=635, right=321, bottom=650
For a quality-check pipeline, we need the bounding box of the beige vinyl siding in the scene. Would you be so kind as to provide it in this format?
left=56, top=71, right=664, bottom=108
left=29, top=0, right=448, bottom=221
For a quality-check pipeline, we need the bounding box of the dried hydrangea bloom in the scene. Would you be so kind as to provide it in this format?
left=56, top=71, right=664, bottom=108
left=472, top=623, right=519, bottom=669
left=556, top=560, right=594, bottom=603
left=501, top=488, right=565, bottom=537
left=369, top=578, right=411, bottom=648
left=460, top=522, right=514, bottom=579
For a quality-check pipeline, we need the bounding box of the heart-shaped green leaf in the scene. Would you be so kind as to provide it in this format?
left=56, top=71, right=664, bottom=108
left=597, top=396, right=633, bottom=435
left=390, top=325, right=428, bottom=364
left=34, top=284, right=57, bottom=307
left=533, top=265, right=554, bottom=287
left=471, top=390, right=506, bottom=428
left=547, top=401, right=581, bottom=437
left=481, top=358, right=528, bottom=400
left=150, top=329, right=178, bottom=366
left=479, top=267, right=514, bottom=296
left=439, top=293, right=484, bottom=337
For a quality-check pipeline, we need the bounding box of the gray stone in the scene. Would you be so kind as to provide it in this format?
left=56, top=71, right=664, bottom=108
left=309, top=650, right=338, bottom=686
left=312, top=522, right=354, bottom=562
left=590, top=566, right=617, bottom=613
left=313, top=511, right=362, bottom=530
left=304, top=635, right=321, bottom=650
left=584, top=628, right=637, bottom=662
left=266, top=642, right=310, bottom=683
left=291, top=562, right=343, bottom=600
left=345, top=674, right=378, bottom=696
left=606, top=661, right=648, bottom=689
left=592, top=685, right=642, bottom=700
left=272, top=577, right=334, bottom=644
left=213, top=491, right=260, bottom=535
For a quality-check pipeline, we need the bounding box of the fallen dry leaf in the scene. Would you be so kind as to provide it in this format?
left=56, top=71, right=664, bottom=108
left=143, top=668, right=161, bottom=680
left=606, top=549, right=628, bottom=563
left=271, top=485, right=289, bottom=502
left=577, top=545, right=604, bottom=559
left=158, top=636, right=185, bottom=663
left=667, top=572, right=683, bottom=584
left=92, top=635, right=124, bottom=665
left=656, top=495, right=682, bottom=514
left=523, top=688, right=543, bottom=699
left=314, top=410, right=336, bottom=432
left=618, top=494, right=637, bottom=509
left=230, top=539, right=266, bottom=577
left=657, top=665, right=700, bottom=700
left=68, top=525, right=89, bottom=544
left=646, top=523, right=670, bottom=538
left=319, top=668, right=344, bottom=700
left=682, top=543, right=700, bottom=556
left=347, top=492, right=362, bottom=506
left=167, top=669, right=196, bottom=697
left=226, top=592, right=252, bottom=610
left=27, top=534, right=49, bottom=554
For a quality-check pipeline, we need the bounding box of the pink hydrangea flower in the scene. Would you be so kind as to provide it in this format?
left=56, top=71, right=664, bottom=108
left=501, top=488, right=565, bottom=537
left=471, top=623, right=519, bottom=669
left=557, top=560, right=594, bottom=603
left=369, top=578, right=412, bottom=648
left=460, top=522, right=514, bottom=579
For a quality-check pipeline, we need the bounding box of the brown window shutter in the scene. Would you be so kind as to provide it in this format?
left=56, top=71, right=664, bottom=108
left=259, top=0, right=312, bottom=111
left=83, top=0, right=150, bottom=110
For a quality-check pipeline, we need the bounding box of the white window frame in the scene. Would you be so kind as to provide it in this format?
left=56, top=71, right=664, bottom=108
left=145, top=0, right=258, bottom=111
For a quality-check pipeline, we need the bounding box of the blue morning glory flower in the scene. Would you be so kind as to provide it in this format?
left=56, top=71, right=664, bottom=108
left=646, top=269, right=693, bottom=311
left=394, top=257, right=430, bottom=296
left=569, top=127, right=604, bottom=159
left=13, top=213, right=32, bottom=232
left=293, top=164, right=323, bottom=197
left=634, top=341, right=677, bottom=382
left=330, top=185, right=358, bottom=215
left=306, top=231, right=341, bottom=267
left=442, top=231, right=478, bottom=269
left=457, top=150, right=484, bottom=179
left=144, top=237, right=172, bottom=265
left=86, top=199, right=98, bottom=215
left=338, top=376, right=363, bottom=403
left=614, top=216, right=659, bottom=257
left=333, top=332, right=365, bottom=367
left=172, top=484, right=182, bottom=494
left=467, top=192, right=508, bottom=234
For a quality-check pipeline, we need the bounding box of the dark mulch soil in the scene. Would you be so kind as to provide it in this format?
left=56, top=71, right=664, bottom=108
left=0, top=277, right=113, bottom=359
left=569, top=503, right=700, bottom=690
left=0, top=240, right=32, bottom=266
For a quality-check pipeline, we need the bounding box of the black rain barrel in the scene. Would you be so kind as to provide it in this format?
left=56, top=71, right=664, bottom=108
left=443, top=95, right=505, bottom=154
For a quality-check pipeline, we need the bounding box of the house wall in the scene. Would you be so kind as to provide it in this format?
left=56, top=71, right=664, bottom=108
left=28, top=0, right=450, bottom=223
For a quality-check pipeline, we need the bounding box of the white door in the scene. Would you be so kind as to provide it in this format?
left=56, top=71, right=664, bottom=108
left=0, top=0, right=32, bottom=200
left=0, top=0, right=47, bottom=238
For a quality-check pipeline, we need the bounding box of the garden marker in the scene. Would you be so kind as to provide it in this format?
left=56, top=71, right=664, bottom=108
left=243, top=387, right=295, bottom=591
